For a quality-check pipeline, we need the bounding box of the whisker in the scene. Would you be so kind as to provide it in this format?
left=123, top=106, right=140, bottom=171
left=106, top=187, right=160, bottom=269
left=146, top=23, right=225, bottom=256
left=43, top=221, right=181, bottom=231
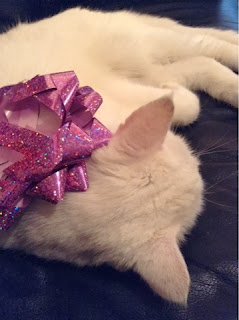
left=195, top=131, right=231, bottom=154
left=204, top=198, right=234, bottom=209
left=195, top=138, right=238, bottom=156
left=204, top=190, right=215, bottom=195
left=204, top=171, right=238, bottom=192
left=199, top=149, right=237, bottom=156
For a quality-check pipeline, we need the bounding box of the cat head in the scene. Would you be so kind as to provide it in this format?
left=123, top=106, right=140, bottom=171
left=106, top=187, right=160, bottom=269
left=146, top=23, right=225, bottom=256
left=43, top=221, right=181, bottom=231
left=86, top=96, right=204, bottom=304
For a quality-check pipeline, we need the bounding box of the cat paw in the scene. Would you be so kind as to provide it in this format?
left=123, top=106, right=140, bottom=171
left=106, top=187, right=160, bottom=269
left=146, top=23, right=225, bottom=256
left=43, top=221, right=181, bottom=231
left=216, top=72, right=238, bottom=108
left=217, top=29, right=238, bottom=45
left=227, top=44, right=238, bottom=72
left=198, top=28, right=238, bottom=45
left=230, top=77, right=238, bottom=108
left=161, top=83, right=200, bottom=126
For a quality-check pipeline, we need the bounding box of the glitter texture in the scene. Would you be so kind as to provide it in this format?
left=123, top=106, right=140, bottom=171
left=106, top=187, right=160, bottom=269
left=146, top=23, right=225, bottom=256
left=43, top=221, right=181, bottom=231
left=27, top=169, right=67, bottom=204
left=0, top=71, right=111, bottom=230
left=65, top=162, right=89, bottom=192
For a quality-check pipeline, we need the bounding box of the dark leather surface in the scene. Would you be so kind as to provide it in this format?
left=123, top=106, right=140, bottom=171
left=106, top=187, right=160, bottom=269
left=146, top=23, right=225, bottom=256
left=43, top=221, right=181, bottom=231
left=0, top=1, right=238, bottom=319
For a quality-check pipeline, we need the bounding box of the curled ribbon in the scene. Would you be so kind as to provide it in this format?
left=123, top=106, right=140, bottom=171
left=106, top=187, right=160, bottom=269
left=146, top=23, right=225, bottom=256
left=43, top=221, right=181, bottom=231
left=0, top=71, right=112, bottom=230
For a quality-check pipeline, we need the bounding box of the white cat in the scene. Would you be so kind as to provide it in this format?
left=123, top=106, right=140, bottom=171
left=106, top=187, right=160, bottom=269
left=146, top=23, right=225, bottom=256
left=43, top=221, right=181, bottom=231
left=0, top=8, right=238, bottom=304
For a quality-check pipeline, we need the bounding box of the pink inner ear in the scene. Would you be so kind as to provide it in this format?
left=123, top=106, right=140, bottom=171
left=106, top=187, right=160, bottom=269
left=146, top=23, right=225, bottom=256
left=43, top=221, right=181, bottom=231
left=135, top=237, right=190, bottom=304
left=134, top=225, right=190, bottom=304
left=113, top=97, right=174, bottom=157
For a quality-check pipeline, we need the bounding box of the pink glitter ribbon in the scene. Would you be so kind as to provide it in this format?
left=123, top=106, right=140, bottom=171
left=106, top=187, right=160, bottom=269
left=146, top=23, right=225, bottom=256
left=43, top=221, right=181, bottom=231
left=0, top=71, right=112, bottom=230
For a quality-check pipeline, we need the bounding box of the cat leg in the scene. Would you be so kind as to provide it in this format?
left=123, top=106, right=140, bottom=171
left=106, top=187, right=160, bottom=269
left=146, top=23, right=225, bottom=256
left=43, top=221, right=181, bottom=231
left=160, top=82, right=200, bottom=126
left=100, top=78, right=200, bottom=127
left=137, top=15, right=238, bottom=45
left=185, top=35, right=238, bottom=71
left=146, top=56, right=238, bottom=107
left=184, top=27, right=238, bottom=46
left=148, top=29, right=238, bottom=71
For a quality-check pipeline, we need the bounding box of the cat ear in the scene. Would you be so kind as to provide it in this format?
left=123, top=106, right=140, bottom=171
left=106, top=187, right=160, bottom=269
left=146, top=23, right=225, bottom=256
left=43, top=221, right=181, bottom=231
left=134, top=228, right=190, bottom=304
left=113, top=96, right=174, bottom=157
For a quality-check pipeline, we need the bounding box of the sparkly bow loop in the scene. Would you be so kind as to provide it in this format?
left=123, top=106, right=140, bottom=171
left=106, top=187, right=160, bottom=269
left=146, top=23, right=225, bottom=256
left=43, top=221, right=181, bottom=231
left=0, top=71, right=112, bottom=230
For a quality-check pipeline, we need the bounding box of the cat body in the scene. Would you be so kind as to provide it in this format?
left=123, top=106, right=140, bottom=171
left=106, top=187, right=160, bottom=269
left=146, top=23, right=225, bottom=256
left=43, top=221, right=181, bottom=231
left=0, top=8, right=238, bottom=303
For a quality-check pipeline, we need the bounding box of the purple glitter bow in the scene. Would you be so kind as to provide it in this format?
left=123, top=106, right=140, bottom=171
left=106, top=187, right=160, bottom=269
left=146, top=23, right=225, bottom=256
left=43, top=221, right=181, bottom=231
left=0, top=71, right=112, bottom=230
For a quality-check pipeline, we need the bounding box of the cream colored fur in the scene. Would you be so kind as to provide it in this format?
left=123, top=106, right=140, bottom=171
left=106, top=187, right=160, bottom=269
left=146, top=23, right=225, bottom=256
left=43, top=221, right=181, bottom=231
left=0, top=8, right=238, bottom=304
